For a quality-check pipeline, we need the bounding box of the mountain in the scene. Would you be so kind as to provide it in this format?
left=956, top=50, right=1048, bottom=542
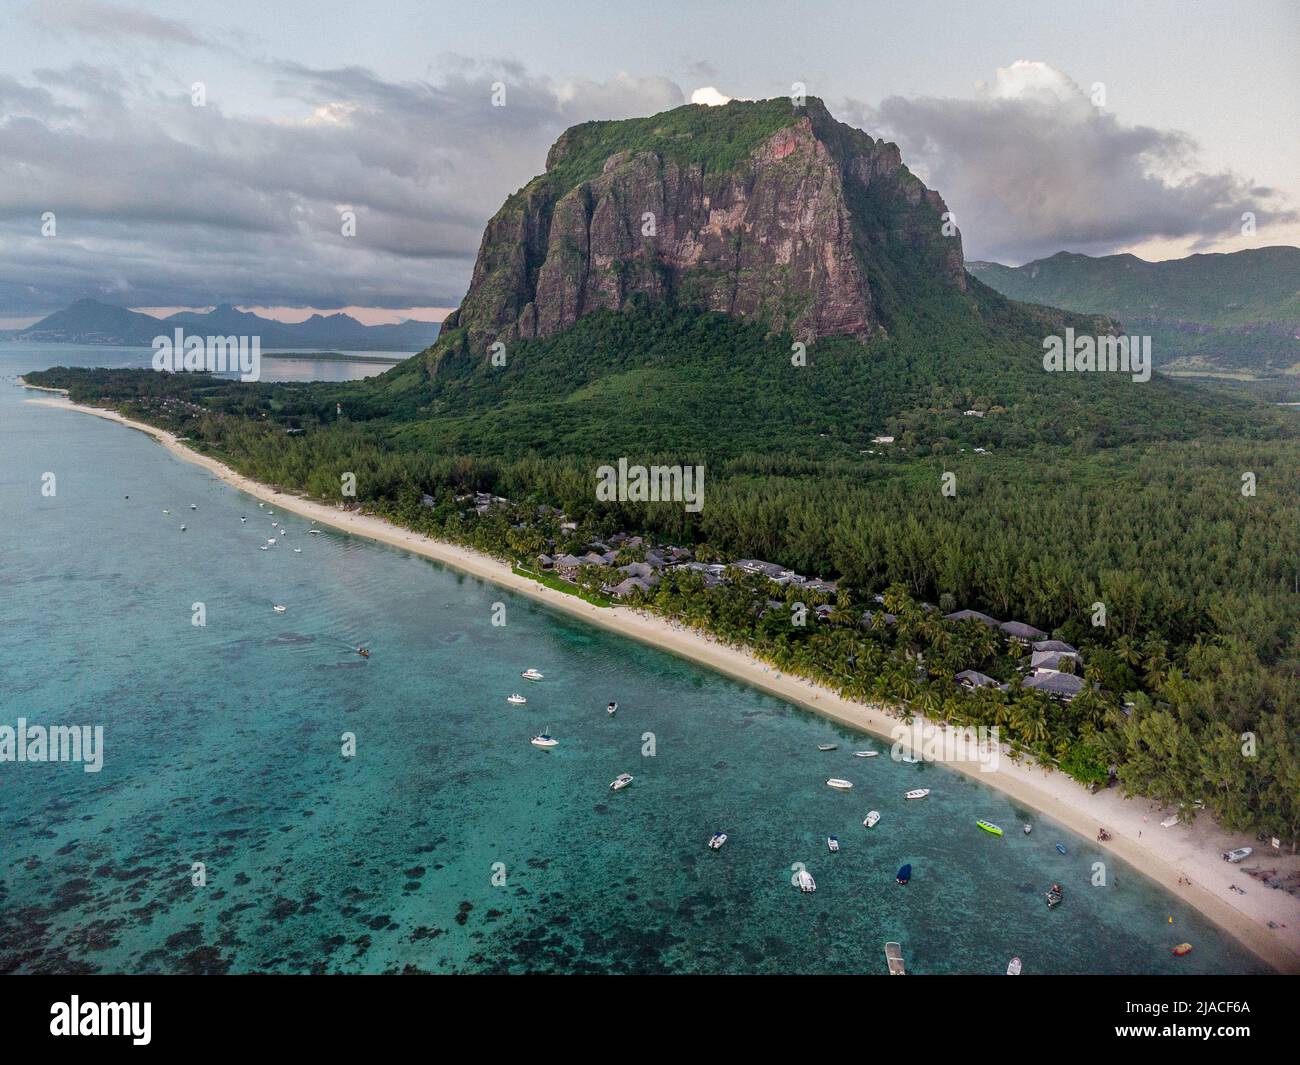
left=358, top=98, right=1271, bottom=458
left=968, top=248, right=1300, bottom=377
left=444, top=97, right=965, bottom=346
left=11, top=298, right=440, bottom=351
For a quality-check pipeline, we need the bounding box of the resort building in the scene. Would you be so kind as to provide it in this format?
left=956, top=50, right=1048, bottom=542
left=945, top=608, right=1001, bottom=628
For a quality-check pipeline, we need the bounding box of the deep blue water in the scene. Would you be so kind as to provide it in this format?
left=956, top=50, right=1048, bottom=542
left=0, top=344, right=1272, bottom=973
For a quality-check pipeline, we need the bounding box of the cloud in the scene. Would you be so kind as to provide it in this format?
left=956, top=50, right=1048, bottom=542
left=842, top=60, right=1295, bottom=263
left=690, top=86, right=732, bottom=107
left=25, top=0, right=205, bottom=47
left=0, top=58, right=684, bottom=315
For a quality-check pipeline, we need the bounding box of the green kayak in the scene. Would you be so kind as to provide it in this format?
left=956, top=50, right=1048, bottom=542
left=976, top=820, right=1004, bottom=836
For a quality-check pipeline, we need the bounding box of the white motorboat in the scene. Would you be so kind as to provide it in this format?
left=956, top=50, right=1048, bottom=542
left=521, top=668, right=544, bottom=681
left=506, top=694, right=527, bottom=705
left=179, top=524, right=186, bottom=531
left=827, top=835, right=840, bottom=853
left=826, top=778, right=854, bottom=791
left=273, top=605, right=286, bottom=613
left=1023, top=823, right=1032, bottom=834
left=190, top=504, right=197, bottom=510
left=293, top=547, right=302, bottom=553
left=609, top=773, right=633, bottom=791
left=1007, top=956, right=1022, bottom=976
left=267, top=538, right=276, bottom=545
left=818, top=743, right=838, bottom=752
left=854, top=750, right=879, bottom=758
left=1222, top=847, right=1253, bottom=863
left=260, top=545, right=268, bottom=550
left=309, top=529, right=321, bottom=535
left=530, top=730, right=558, bottom=749
left=163, top=509, right=170, bottom=514
left=607, top=701, right=618, bottom=715
left=239, top=516, right=246, bottom=522
left=797, top=869, right=816, bottom=893
left=904, top=788, right=930, bottom=800
left=863, top=810, right=881, bottom=828
left=708, top=832, right=727, bottom=850
left=899, top=755, right=920, bottom=764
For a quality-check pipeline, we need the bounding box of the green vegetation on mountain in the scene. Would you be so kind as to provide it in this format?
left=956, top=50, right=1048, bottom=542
left=969, top=248, right=1300, bottom=379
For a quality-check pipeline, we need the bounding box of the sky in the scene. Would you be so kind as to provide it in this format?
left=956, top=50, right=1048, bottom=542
left=1, top=0, right=1297, bottom=326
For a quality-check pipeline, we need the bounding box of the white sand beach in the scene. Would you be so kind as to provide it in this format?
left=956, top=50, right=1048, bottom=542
left=24, top=388, right=1300, bottom=974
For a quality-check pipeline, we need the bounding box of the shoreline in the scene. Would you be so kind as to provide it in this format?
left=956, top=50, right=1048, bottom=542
left=23, top=386, right=1300, bottom=974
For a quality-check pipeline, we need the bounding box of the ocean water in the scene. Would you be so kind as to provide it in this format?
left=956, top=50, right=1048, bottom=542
left=0, top=344, right=1272, bottom=974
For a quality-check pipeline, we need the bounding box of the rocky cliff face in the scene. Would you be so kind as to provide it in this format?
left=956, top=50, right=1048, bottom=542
left=443, top=98, right=966, bottom=347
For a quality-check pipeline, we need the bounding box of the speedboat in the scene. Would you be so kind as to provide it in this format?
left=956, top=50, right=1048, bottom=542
left=190, top=504, right=197, bottom=510
left=260, top=545, right=268, bottom=550
left=521, top=668, right=544, bottom=681
left=904, top=788, right=930, bottom=800
left=507, top=694, right=527, bottom=705
left=708, top=832, right=727, bottom=850
left=530, top=731, right=558, bottom=749
left=796, top=869, right=816, bottom=893
left=356, top=647, right=370, bottom=658
left=179, top=524, right=186, bottom=531
left=163, top=509, right=170, bottom=514
left=309, top=529, right=321, bottom=535
left=1023, top=823, right=1032, bottom=834
left=818, top=743, right=838, bottom=752
left=293, top=548, right=302, bottom=553
left=863, top=810, right=881, bottom=828
left=1007, top=957, right=1022, bottom=975
left=607, top=702, right=617, bottom=715
left=609, top=773, right=633, bottom=791
left=267, top=538, right=276, bottom=545
left=854, top=750, right=879, bottom=758
left=1222, top=847, right=1253, bottom=863
left=976, top=820, right=1003, bottom=836
left=827, top=835, right=840, bottom=853
left=826, top=778, right=853, bottom=791
left=273, top=605, right=286, bottom=613
left=240, top=516, right=246, bottom=522
left=896, top=863, right=912, bottom=885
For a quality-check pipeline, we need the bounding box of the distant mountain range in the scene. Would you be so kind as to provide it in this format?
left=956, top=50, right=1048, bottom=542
left=5, top=298, right=440, bottom=351
left=968, top=247, right=1300, bottom=377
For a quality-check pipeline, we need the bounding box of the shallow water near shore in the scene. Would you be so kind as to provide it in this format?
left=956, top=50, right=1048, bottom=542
left=0, top=345, right=1272, bottom=974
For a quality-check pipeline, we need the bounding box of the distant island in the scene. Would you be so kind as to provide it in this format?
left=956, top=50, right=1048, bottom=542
left=261, top=351, right=407, bottom=363
left=3, top=298, right=441, bottom=352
